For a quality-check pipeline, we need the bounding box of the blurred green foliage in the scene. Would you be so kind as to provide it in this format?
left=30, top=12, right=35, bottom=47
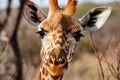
left=76, top=3, right=120, bottom=18
left=75, top=38, right=100, bottom=55
left=76, top=3, right=98, bottom=18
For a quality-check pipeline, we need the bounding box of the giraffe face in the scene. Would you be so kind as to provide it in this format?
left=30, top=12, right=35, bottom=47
left=23, top=0, right=111, bottom=79
left=37, top=12, right=83, bottom=76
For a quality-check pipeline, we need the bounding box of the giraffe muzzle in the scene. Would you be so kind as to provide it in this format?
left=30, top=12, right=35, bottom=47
left=46, top=53, right=68, bottom=76
left=48, top=53, right=67, bottom=66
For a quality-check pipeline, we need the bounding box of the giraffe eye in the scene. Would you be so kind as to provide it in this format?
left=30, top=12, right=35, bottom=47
left=36, top=30, right=45, bottom=39
left=73, top=30, right=84, bottom=41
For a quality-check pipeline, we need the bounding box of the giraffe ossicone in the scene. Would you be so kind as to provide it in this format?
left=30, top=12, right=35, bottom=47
left=23, top=0, right=111, bottom=80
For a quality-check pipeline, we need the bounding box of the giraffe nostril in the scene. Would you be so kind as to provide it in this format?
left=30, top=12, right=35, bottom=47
left=60, top=59, right=65, bottom=64
left=48, top=53, right=67, bottom=66
left=59, top=58, right=66, bottom=64
left=49, top=58, right=54, bottom=64
left=49, top=57, right=59, bottom=65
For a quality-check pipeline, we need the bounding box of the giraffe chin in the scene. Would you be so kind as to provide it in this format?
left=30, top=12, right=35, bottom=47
left=47, top=65, right=67, bottom=77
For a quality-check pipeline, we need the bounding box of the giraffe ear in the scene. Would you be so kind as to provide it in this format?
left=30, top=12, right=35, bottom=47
left=23, top=1, right=47, bottom=26
left=78, top=6, right=111, bottom=31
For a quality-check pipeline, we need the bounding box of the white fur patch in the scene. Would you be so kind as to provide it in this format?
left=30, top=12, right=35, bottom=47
left=67, top=37, right=76, bottom=62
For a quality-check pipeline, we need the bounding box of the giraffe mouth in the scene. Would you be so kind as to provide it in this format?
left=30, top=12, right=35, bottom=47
left=46, top=64, right=67, bottom=77
left=51, top=74, right=63, bottom=80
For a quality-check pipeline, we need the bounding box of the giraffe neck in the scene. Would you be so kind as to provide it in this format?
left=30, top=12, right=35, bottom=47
left=38, top=62, right=63, bottom=80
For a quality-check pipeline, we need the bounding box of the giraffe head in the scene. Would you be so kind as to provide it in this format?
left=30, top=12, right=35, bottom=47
left=23, top=0, right=111, bottom=78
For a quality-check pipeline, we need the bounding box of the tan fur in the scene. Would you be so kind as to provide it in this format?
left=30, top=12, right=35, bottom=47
left=24, top=0, right=81, bottom=80
left=36, top=3, right=83, bottom=79
left=38, top=9, right=81, bottom=80
left=24, top=0, right=111, bottom=80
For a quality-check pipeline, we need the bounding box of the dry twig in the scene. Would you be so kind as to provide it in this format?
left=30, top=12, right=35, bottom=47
left=90, top=32, right=105, bottom=80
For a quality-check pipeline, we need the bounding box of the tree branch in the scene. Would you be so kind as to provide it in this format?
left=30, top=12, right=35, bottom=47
left=10, top=0, right=26, bottom=80
left=90, top=32, right=105, bottom=80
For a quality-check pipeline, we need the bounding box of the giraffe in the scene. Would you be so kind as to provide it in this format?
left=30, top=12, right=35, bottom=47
left=23, top=0, right=111, bottom=80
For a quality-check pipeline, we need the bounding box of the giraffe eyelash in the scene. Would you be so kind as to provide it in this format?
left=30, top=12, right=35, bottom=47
left=73, top=30, right=84, bottom=41
left=36, top=30, right=45, bottom=39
